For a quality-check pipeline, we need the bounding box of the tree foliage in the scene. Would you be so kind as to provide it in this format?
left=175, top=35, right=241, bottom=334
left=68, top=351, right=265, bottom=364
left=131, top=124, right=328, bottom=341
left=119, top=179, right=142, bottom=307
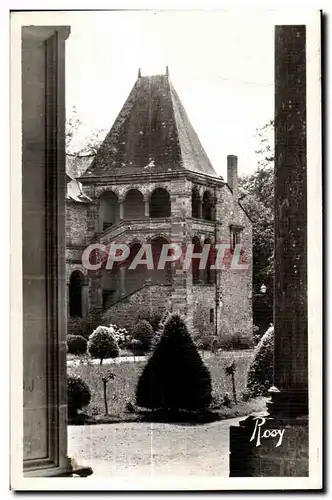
left=136, top=313, right=212, bottom=412
left=66, top=105, right=107, bottom=155
left=246, top=325, right=274, bottom=396
left=67, top=375, right=91, bottom=416
left=238, top=120, right=274, bottom=294
left=87, top=326, right=119, bottom=365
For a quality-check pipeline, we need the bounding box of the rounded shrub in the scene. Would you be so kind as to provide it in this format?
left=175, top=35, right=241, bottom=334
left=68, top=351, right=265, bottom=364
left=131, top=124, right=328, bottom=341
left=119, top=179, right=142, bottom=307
left=128, top=338, right=145, bottom=355
left=134, top=320, right=154, bottom=350
left=87, top=326, right=119, bottom=365
left=67, top=334, right=87, bottom=355
left=136, top=313, right=212, bottom=412
left=137, top=308, right=163, bottom=332
left=67, top=375, right=91, bottom=417
left=67, top=309, right=102, bottom=339
left=246, top=325, right=274, bottom=397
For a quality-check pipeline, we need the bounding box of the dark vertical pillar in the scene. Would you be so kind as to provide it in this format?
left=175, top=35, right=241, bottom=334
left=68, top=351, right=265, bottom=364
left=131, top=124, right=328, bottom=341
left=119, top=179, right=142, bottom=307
left=229, top=25, right=309, bottom=477
left=271, top=25, right=308, bottom=416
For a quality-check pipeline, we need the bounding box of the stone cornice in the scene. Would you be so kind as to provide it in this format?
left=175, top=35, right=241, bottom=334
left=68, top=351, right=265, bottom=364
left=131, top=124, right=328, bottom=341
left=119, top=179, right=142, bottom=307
left=80, top=169, right=225, bottom=189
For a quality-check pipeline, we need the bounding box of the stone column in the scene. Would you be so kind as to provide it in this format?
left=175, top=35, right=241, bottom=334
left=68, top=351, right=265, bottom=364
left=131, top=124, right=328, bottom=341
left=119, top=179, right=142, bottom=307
left=20, top=26, right=91, bottom=478
left=144, top=199, right=150, bottom=217
left=170, top=180, right=193, bottom=327
left=81, top=276, right=90, bottom=317
left=119, top=266, right=126, bottom=297
left=198, top=200, right=203, bottom=219
left=119, top=200, right=124, bottom=220
left=229, top=25, right=308, bottom=477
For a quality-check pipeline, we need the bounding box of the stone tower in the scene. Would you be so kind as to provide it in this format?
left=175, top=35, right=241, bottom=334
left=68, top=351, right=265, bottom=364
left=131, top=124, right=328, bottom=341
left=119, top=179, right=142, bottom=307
left=66, top=68, right=253, bottom=341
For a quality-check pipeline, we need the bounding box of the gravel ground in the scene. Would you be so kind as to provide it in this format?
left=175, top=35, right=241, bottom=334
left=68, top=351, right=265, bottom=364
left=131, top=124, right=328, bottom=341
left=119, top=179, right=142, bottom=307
left=68, top=417, right=242, bottom=477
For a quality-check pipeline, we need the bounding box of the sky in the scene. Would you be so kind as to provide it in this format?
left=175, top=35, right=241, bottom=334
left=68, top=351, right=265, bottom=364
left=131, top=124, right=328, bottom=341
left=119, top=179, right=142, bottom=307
left=65, top=10, right=278, bottom=178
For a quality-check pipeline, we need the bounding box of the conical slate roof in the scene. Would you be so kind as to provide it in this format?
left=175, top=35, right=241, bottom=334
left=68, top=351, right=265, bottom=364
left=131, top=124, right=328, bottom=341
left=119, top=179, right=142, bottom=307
left=81, top=71, right=218, bottom=179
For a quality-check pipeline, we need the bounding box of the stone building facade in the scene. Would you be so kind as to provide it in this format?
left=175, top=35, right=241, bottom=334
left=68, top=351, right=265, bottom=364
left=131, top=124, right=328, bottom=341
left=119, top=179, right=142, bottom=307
left=66, top=69, right=253, bottom=341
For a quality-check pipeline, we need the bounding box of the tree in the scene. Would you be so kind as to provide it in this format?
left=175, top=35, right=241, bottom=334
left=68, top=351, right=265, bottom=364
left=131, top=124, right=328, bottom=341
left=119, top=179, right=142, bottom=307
left=238, top=121, right=274, bottom=334
left=134, top=320, right=154, bottom=350
left=87, top=326, right=119, bottom=365
left=66, top=105, right=107, bottom=155
left=66, top=105, right=83, bottom=152
left=136, top=313, right=212, bottom=412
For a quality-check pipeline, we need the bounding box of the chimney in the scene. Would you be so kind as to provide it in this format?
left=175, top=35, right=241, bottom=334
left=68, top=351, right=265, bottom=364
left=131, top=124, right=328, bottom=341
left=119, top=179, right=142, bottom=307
left=166, top=65, right=169, bottom=76
left=138, top=68, right=141, bottom=78
left=227, top=155, right=238, bottom=199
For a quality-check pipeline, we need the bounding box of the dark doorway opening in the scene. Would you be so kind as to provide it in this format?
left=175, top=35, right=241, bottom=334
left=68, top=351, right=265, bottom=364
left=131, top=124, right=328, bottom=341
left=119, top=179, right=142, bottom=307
left=69, top=270, right=84, bottom=317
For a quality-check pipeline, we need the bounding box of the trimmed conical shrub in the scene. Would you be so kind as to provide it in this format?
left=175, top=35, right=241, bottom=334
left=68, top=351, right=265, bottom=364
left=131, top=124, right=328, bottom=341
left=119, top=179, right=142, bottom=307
left=246, top=325, right=274, bottom=397
left=136, top=313, right=212, bottom=412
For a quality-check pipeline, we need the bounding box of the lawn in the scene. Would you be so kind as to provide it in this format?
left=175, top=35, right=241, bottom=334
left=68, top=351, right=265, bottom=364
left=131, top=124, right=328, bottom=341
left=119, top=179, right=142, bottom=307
left=68, top=349, right=267, bottom=423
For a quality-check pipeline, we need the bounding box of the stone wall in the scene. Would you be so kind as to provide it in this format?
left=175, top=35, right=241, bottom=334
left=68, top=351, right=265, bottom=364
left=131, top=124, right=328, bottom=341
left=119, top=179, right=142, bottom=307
left=101, top=283, right=172, bottom=333
left=218, top=185, right=253, bottom=340
left=66, top=201, right=89, bottom=246
left=192, top=285, right=217, bottom=337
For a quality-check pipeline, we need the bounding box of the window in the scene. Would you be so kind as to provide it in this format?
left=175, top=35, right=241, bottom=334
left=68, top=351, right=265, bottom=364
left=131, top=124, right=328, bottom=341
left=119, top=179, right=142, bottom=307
left=230, top=225, right=243, bottom=251
left=210, top=308, right=214, bottom=324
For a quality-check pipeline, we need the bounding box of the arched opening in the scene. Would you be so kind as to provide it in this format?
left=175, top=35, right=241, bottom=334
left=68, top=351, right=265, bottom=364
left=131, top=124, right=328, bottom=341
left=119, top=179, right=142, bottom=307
left=192, top=236, right=202, bottom=284
left=150, top=236, right=172, bottom=284
left=69, top=270, right=84, bottom=317
left=202, top=191, right=215, bottom=221
left=204, top=238, right=215, bottom=284
left=192, top=187, right=202, bottom=218
left=101, top=266, right=120, bottom=310
left=124, top=241, right=146, bottom=294
left=150, top=188, right=171, bottom=218
left=124, top=189, right=145, bottom=220
left=99, top=191, right=119, bottom=232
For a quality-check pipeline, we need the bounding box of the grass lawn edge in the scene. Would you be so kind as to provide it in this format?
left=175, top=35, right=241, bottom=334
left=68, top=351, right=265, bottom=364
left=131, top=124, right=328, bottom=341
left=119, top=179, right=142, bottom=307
left=69, top=397, right=268, bottom=426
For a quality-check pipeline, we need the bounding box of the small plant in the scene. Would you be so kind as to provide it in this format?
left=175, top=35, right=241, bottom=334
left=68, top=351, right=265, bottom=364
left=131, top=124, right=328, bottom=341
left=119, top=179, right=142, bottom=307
left=128, top=338, right=144, bottom=360
left=125, top=400, right=135, bottom=413
left=137, top=307, right=163, bottom=332
left=224, top=360, right=237, bottom=403
left=209, top=392, right=223, bottom=410
left=67, top=334, right=87, bottom=355
left=217, top=334, right=253, bottom=351
left=87, top=326, right=119, bottom=365
left=67, top=309, right=102, bottom=339
left=223, top=392, right=232, bottom=407
left=134, top=320, right=154, bottom=350
left=101, top=370, right=115, bottom=416
left=67, top=375, right=91, bottom=417
left=241, top=389, right=251, bottom=402
left=109, top=324, right=130, bottom=348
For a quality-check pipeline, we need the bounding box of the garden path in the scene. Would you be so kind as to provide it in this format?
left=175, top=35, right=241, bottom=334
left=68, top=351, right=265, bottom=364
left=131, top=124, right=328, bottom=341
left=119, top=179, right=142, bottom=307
left=66, top=350, right=222, bottom=367
left=68, top=416, right=242, bottom=477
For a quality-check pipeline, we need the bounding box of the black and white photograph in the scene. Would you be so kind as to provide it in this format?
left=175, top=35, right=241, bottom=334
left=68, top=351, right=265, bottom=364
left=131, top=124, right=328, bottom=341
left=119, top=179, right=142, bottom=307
left=10, top=7, right=322, bottom=490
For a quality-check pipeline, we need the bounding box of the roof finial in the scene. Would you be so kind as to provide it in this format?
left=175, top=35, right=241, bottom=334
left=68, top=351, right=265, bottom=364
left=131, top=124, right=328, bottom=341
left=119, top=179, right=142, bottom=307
left=166, top=65, right=169, bottom=77
left=138, top=68, right=141, bottom=78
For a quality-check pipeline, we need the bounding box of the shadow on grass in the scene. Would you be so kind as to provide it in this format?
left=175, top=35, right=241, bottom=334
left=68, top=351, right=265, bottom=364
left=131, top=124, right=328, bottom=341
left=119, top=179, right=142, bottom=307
left=69, top=410, right=221, bottom=426
left=68, top=398, right=268, bottom=426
